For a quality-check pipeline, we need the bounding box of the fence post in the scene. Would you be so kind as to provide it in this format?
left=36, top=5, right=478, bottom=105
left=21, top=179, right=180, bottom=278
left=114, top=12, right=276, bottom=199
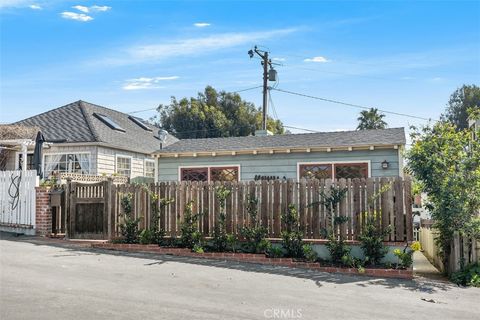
left=105, top=178, right=113, bottom=240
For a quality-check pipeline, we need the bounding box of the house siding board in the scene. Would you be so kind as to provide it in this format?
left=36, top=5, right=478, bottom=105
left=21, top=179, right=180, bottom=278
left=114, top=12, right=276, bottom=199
left=96, top=146, right=151, bottom=178
left=158, top=149, right=401, bottom=181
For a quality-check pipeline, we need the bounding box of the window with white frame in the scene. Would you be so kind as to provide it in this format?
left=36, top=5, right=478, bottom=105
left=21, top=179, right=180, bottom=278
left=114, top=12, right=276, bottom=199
left=299, top=162, right=369, bottom=180
left=17, top=153, right=35, bottom=170
left=116, top=156, right=131, bottom=177
left=144, top=160, right=155, bottom=178
left=180, top=166, right=239, bottom=182
left=44, top=153, right=91, bottom=177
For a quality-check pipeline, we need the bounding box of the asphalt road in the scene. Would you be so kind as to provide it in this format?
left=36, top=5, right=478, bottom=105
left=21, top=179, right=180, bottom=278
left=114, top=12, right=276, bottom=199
left=0, top=234, right=478, bottom=320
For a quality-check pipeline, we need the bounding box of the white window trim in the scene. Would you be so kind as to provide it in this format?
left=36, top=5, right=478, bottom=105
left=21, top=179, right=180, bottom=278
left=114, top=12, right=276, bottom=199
left=178, top=164, right=241, bottom=182
left=43, top=152, right=92, bottom=175
left=115, top=154, right=133, bottom=178
left=144, top=159, right=156, bottom=178
left=297, top=160, right=371, bottom=181
left=15, top=151, right=34, bottom=170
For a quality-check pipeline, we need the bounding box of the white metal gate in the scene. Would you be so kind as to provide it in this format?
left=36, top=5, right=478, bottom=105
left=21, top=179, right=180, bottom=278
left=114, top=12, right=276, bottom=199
left=0, top=170, right=37, bottom=228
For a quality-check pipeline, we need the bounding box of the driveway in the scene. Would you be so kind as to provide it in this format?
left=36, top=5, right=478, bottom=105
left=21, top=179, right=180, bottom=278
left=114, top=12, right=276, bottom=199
left=0, top=233, right=478, bottom=320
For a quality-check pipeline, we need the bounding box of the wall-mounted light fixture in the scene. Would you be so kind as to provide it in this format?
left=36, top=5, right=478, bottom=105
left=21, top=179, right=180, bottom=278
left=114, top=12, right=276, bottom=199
left=381, top=160, right=389, bottom=169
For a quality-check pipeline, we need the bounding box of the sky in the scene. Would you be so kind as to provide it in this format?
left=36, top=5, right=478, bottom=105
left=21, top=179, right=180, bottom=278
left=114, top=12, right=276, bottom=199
left=1, top=0, right=479, bottom=135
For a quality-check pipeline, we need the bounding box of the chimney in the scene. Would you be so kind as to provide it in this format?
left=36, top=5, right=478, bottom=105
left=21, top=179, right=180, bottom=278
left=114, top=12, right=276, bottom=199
left=254, top=129, right=273, bottom=136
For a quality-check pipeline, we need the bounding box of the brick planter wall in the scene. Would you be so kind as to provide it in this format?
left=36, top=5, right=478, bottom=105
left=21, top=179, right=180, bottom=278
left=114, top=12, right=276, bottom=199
left=35, top=187, right=52, bottom=236
left=92, top=243, right=413, bottom=280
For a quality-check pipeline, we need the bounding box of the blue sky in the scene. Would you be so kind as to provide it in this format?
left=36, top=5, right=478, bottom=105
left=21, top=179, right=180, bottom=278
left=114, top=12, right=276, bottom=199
left=1, top=0, right=479, bottom=134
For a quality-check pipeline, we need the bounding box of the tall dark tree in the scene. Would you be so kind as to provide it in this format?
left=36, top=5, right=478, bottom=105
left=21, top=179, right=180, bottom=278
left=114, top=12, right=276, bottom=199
left=150, top=86, right=284, bottom=139
left=441, top=84, right=480, bottom=131
left=356, top=108, right=387, bottom=130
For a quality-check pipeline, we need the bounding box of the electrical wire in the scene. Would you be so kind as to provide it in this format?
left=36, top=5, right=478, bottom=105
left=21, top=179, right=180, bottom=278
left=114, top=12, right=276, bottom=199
left=270, top=87, right=431, bottom=121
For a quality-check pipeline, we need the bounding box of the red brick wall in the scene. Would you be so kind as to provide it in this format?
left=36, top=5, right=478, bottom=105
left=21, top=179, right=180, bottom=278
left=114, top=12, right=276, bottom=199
left=35, top=187, right=51, bottom=236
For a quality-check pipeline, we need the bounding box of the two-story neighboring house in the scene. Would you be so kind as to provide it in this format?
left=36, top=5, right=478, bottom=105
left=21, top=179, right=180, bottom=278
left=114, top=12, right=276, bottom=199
left=3, top=100, right=177, bottom=181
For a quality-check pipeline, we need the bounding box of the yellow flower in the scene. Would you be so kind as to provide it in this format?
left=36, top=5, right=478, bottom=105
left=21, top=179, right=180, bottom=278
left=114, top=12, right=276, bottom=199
left=393, top=249, right=402, bottom=256
left=410, top=241, right=421, bottom=252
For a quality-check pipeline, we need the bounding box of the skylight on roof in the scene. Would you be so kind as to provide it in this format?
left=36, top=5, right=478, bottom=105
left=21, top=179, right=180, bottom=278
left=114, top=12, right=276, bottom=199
left=93, top=113, right=125, bottom=132
left=128, top=116, right=152, bottom=131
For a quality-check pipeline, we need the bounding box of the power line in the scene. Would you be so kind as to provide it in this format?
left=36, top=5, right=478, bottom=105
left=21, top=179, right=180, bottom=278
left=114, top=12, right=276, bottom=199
left=233, top=85, right=263, bottom=93
left=270, top=87, right=431, bottom=121
left=283, top=125, right=319, bottom=133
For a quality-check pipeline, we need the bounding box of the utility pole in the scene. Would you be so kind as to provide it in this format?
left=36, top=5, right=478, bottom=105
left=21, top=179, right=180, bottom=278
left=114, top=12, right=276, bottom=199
left=248, top=46, right=277, bottom=131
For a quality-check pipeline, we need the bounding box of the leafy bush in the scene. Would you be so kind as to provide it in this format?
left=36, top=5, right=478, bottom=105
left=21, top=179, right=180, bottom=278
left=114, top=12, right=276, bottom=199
left=139, top=229, right=154, bottom=245
left=119, top=193, right=142, bottom=244
left=266, top=245, right=284, bottom=258
left=193, top=244, right=205, bottom=254
left=358, top=217, right=391, bottom=266
left=240, top=195, right=268, bottom=253
left=226, top=234, right=238, bottom=252
left=393, top=242, right=420, bottom=269
left=281, top=204, right=304, bottom=258
left=326, top=236, right=351, bottom=265
left=179, top=201, right=203, bottom=249
left=149, top=194, right=174, bottom=246
left=450, top=263, right=480, bottom=287
left=302, top=244, right=318, bottom=262
left=212, top=186, right=232, bottom=252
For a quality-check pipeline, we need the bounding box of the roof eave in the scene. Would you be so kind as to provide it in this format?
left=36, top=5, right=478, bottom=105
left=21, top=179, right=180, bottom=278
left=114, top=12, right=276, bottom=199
left=152, top=143, right=405, bottom=158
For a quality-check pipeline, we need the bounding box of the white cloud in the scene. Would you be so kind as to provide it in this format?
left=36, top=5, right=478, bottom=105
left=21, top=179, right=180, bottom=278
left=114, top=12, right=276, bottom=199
left=29, top=4, right=42, bottom=10
left=108, top=28, right=296, bottom=65
left=61, top=11, right=93, bottom=22
left=91, top=5, right=111, bottom=12
left=0, top=0, right=29, bottom=8
left=72, top=4, right=111, bottom=13
left=304, top=56, right=329, bottom=63
left=193, top=22, right=210, bottom=27
left=72, top=5, right=89, bottom=13
left=123, top=76, right=179, bottom=90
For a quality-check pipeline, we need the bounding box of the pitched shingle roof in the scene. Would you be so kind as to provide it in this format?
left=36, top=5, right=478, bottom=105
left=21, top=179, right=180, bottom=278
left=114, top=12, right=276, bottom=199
left=157, top=128, right=405, bottom=154
left=14, top=100, right=177, bottom=154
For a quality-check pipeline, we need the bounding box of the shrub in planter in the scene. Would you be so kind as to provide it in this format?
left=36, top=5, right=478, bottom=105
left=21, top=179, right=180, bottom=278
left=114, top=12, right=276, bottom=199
left=240, top=195, right=269, bottom=253
left=212, top=186, right=235, bottom=252
left=119, top=193, right=142, bottom=244
left=139, top=229, right=154, bottom=245
left=266, top=245, right=284, bottom=258
left=179, top=201, right=203, bottom=250
left=281, top=204, right=305, bottom=259
left=358, top=216, right=392, bottom=266
left=302, top=244, right=318, bottom=262
left=393, top=242, right=421, bottom=268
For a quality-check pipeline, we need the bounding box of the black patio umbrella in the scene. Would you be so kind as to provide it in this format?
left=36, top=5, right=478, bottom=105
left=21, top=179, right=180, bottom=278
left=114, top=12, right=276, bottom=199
left=33, top=131, right=45, bottom=178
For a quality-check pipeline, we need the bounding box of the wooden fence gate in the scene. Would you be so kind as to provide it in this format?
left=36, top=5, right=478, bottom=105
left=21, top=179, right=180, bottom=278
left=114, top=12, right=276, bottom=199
left=66, top=180, right=112, bottom=239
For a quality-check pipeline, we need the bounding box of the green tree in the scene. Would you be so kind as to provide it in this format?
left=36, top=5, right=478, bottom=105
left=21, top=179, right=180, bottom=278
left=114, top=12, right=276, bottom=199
left=441, top=85, right=480, bottom=131
left=356, top=108, right=387, bottom=130
left=407, top=121, right=480, bottom=270
left=151, top=86, right=284, bottom=139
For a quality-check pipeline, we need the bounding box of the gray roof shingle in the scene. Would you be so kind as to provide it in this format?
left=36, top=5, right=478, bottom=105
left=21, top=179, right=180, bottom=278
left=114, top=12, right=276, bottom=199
left=157, top=127, right=406, bottom=153
left=14, top=100, right=178, bottom=154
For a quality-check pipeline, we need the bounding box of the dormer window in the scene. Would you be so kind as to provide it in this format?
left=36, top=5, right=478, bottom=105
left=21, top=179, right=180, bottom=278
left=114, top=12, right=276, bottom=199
left=93, top=113, right=125, bottom=132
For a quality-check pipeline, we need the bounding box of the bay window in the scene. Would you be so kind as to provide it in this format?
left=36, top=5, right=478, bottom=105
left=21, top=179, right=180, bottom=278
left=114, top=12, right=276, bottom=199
left=44, top=153, right=91, bottom=177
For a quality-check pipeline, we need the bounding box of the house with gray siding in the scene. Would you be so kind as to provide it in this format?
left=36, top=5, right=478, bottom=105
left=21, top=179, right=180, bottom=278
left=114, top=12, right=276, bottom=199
left=153, top=128, right=405, bottom=182
left=3, top=100, right=177, bottom=181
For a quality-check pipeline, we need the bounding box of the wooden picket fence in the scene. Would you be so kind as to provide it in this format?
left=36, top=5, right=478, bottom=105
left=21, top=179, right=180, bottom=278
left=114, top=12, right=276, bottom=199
left=99, top=177, right=412, bottom=242
left=65, top=177, right=412, bottom=241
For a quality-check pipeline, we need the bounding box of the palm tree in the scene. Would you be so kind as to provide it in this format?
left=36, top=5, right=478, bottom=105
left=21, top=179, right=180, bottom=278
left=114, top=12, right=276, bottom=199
left=356, top=108, right=387, bottom=130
